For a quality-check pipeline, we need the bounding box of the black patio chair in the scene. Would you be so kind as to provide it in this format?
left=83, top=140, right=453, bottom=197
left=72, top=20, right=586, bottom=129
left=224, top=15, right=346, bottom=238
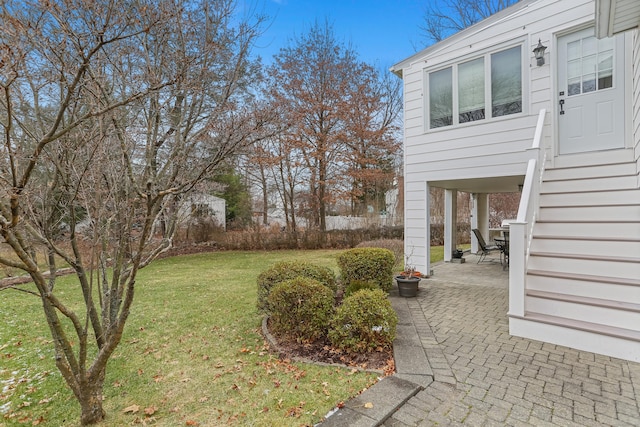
left=472, top=228, right=500, bottom=264
left=501, top=230, right=509, bottom=269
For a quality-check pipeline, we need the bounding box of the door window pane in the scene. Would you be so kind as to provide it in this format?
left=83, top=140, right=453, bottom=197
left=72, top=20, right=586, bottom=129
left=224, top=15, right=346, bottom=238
left=568, top=78, right=581, bottom=96
left=566, top=35, right=615, bottom=96
left=598, top=49, right=613, bottom=90
left=582, top=36, right=596, bottom=56
left=567, top=40, right=581, bottom=60
left=491, top=46, right=522, bottom=117
left=583, top=73, right=596, bottom=93
left=429, top=67, right=453, bottom=128
left=458, top=57, right=485, bottom=123
left=582, top=55, right=596, bottom=93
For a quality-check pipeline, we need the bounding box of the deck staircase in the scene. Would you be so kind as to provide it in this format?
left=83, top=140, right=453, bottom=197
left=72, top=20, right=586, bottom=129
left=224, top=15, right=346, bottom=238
left=520, top=159, right=640, bottom=357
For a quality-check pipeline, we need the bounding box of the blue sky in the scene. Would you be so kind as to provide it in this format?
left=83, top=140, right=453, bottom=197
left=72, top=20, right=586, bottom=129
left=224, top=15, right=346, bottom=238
left=254, top=0, right=427, bottom=68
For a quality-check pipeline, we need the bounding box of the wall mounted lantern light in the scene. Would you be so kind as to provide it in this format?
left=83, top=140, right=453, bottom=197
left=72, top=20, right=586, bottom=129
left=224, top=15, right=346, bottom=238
left=533, top=39, right=547, bottom=66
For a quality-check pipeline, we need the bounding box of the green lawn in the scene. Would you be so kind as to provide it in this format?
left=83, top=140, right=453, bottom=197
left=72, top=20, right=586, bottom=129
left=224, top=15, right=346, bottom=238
left=0, top=247, right=451, bottom=426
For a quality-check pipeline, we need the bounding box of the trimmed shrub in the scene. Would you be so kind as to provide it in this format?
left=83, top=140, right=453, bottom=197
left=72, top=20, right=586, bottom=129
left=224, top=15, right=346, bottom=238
left=344, top=280, right=379, bottom=298
left=337, top=247, right=394, bottom=292
left=328, top=289, right=398, bottom=353
left=267, top=277, right=335, bottom=343
left=257, top=261, right=337, bottom=313
left=356, top=239, right=404, bottom=271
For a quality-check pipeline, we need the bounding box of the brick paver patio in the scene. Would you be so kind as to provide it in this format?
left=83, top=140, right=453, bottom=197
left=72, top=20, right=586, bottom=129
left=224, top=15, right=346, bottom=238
left=384, top=258, right=640, bottom=426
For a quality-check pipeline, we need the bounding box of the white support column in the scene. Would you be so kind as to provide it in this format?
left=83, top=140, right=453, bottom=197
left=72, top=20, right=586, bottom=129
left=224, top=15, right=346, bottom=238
left=425, top=182, right=431, bottom=276
left=470, top=194, right=479, bottom=253
left=444, top=189, right=457, bottom=262
left=471, top=193, right=489, bottom=253
left=478, top=193, right=489, bottom=239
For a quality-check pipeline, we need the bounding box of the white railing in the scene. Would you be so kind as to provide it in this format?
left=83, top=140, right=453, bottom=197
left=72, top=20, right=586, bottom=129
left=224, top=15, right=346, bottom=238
left=509, top=109, right=546, bottom=318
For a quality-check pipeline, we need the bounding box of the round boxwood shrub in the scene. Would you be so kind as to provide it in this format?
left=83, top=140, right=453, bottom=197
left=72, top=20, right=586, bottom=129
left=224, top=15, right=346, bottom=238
left=337, top=247, right=395, bottom=292
left=328, top=289, right=398, bottom=353
left=344, top=280, right=379, bottom=298
left=267, top=277, right=335, bottom=343
left=257, top=261, right=337, bottom=313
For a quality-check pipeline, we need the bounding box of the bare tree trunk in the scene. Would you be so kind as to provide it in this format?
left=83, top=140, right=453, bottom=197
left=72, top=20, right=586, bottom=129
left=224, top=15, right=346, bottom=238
left=76, top=373, right=106, bottom=425
left=260, top=167, right=269, bottom=226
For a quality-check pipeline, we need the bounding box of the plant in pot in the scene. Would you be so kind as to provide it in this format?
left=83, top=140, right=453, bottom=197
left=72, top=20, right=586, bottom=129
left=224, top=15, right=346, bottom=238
left=395, top=258, right=421, bottom=297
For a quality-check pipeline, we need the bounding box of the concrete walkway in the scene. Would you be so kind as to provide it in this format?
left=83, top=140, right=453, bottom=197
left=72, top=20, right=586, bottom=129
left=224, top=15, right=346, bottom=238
left=323, top=256, right=640, bottom=426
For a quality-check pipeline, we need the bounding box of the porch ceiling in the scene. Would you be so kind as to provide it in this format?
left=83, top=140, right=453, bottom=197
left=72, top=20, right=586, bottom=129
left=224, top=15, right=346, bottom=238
left=429, top=175, right=524, bottom=194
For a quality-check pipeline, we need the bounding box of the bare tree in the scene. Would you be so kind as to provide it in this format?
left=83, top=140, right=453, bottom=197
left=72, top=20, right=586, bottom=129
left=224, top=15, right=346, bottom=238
left=420, top=0, right=520, bottom=44
left=0, top=1, right=270, bottom=424
left=267, top=20, right=401, bottom=232
left=343, top=69, right=402, bottom=216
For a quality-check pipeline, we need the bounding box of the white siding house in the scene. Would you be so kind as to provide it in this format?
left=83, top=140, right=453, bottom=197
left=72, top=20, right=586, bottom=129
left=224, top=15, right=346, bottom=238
left=391, top=0, right=640, bottom=362
left=178, top=193, right=226, bottom=230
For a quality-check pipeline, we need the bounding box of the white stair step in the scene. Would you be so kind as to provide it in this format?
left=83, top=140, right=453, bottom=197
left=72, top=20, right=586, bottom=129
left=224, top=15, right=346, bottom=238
left=516, top=312, right=640, bottom=343
left=533, top=221, right=640, bottom=238
left=527, top=253, right=640, bottom=279
left=529, top=237, right=640, bottom=257
left=538, top=205, right=640, bottom=221
left=541, top=175, right=637, bottom=193
left=543, top=162, right=637, bottom=181
left=526, top=292, right=640, bottom=331
left=526, top=271, right=640, bottom=303
left=539, top=189, right=640, bottom=206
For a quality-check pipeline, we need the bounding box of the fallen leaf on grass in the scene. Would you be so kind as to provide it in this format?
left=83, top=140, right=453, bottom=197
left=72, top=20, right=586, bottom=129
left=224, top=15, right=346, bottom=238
left=185, top=420, right=199, bottom=426
left=284, top=401, right=306, bottom=418
left=123, top=404, right=140, bottom=414
left=144, top=406, right=157, bottom=416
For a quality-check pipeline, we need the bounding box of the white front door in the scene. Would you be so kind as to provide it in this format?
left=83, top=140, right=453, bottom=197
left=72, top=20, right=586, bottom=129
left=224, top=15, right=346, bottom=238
left=557, top=28, right=625, bottom=155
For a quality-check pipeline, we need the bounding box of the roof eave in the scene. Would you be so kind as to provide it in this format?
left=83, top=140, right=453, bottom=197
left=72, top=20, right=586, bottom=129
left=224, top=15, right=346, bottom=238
left=390, top=0, right=539, bottom=77
left=595, top=0, right=613, bottom=38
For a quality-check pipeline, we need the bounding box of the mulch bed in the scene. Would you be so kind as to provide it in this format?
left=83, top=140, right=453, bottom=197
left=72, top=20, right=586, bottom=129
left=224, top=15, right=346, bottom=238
left=263, top=317, right=395, bottom=375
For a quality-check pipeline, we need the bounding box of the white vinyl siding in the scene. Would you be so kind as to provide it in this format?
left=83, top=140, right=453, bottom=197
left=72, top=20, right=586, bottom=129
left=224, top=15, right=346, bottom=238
left=633, top=30, right=640, bottom=183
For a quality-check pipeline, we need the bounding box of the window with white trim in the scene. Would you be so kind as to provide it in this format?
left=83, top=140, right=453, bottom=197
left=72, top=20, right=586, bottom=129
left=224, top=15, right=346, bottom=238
left=427, top=45, right=522, bottom=129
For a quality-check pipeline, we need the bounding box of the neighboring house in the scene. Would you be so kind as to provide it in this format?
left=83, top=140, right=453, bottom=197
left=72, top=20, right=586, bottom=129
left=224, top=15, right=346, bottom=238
left=391, top=0, right=640, bottom=362
left=179, top=193, right=226, bottom=230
